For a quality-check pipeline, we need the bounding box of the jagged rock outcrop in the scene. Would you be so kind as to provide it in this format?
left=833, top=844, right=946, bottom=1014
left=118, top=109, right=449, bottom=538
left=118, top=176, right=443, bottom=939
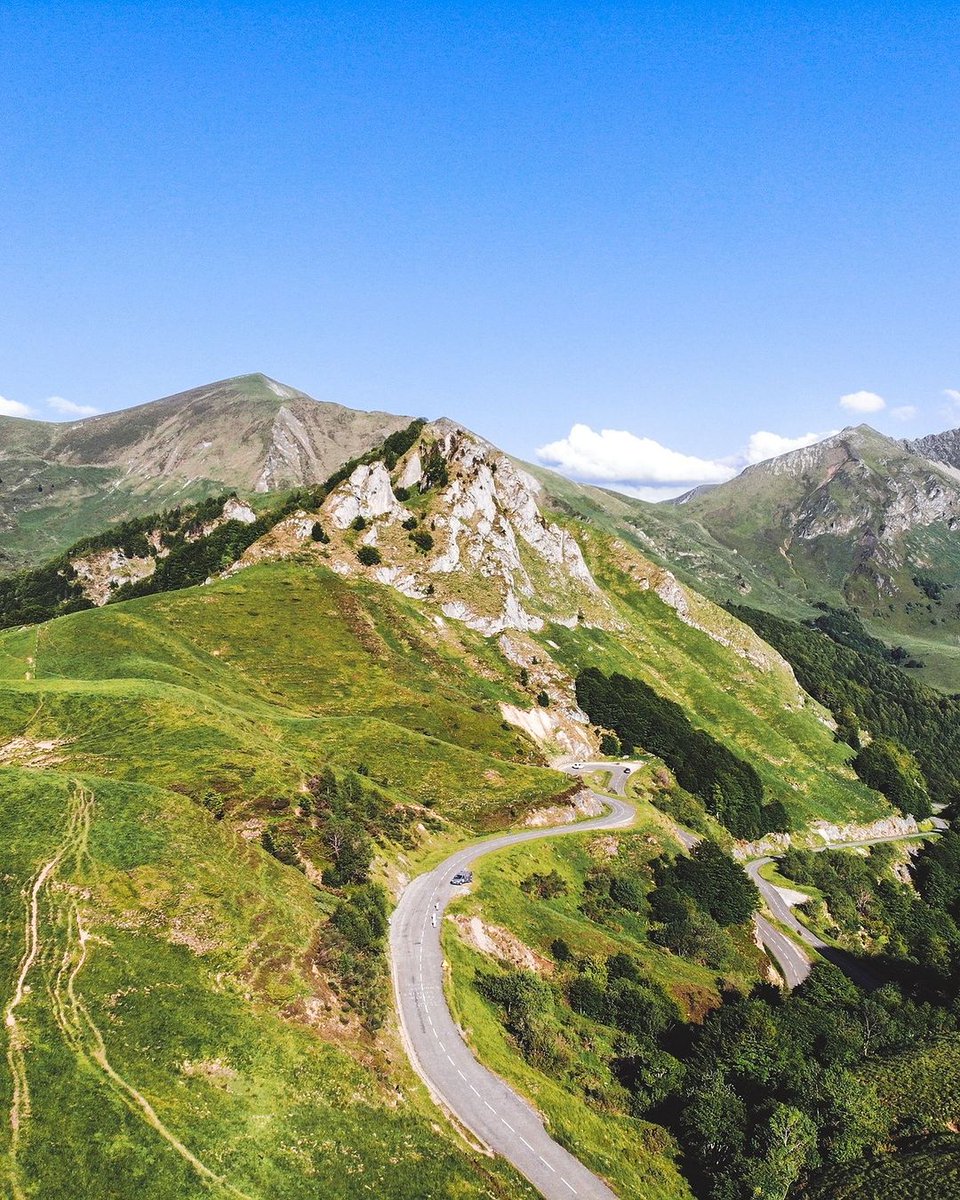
left=904, top=426, right=960, bottom=474
left=328, top=463, right=406, bottom=528
left=70, top=548, right=157, bottom=605
left=311, top=421, right=611, bottom=638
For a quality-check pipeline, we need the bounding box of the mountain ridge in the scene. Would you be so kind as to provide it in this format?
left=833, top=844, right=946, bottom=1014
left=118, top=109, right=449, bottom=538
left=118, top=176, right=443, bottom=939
left=0, top=373, right=410, bottom=568
left=538, top=421, right=960, bottom=688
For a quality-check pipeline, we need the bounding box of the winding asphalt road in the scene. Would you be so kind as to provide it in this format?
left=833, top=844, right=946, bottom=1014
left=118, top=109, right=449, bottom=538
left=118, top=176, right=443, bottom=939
left=390, top=771, right=639, bottom=1200
left=747, top=831, right=945, bottom=991
left=390, top=758, right=936, bottom=1196
left=746, top=859, right=824, bottom=988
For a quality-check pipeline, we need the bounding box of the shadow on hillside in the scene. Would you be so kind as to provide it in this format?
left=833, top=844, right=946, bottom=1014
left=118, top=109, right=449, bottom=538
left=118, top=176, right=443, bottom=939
left=817, top=943, right=883, bottom=992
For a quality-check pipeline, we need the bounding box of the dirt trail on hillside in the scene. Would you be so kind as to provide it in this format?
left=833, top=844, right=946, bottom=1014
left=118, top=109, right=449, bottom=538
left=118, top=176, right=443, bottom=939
left=3, top=786, right=255, bottom=1200
left=3, top=786, right=91, bottom=1199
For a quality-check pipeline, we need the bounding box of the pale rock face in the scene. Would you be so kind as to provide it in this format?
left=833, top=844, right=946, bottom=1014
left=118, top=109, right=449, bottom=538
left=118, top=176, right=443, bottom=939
left=499, top=701, right=593, bottom=757
left=374, top=565, right=424, bottom=598
left=415, top=423, right=604, bottom=635
left=291, top=515, right=315, bottom=540
left=396, top=451, right=423, bottom=490
left=440, top=594, right=544, bottom=636
left=653, top=571, right=689, bottom=618
left=810, top=814, right=920, bottom=844
left=309, top=421, right=608, bottom=637
left=222, top=497, right=256, bottom=524
left=71, top=548, right=156, bottom=606
left=492, top=461, right=596, bottom=587
left=200, top=495, right=260, bottom=539
left=328, top=462, right=403, bottom=529
left=429, top=513, right=464, bottom=573
left=256, top=405, right=323, bottom=493
left=733, top=812, right=922, bottom=860
left=523, top=789, right=605, bottom=827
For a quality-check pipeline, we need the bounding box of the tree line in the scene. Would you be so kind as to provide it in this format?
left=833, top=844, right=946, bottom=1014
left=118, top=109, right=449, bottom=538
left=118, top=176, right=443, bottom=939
left=575, top=667, right=788, bottom=839
left=729, top=603, right=959, bottom=812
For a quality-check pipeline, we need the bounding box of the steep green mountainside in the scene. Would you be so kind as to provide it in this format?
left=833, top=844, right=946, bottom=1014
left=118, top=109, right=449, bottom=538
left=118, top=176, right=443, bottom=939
left=0, top=373, right=409, bottom=570
left=531, top=427, right=960, bottom=690
left=0, top=415, right=904, bottom=1196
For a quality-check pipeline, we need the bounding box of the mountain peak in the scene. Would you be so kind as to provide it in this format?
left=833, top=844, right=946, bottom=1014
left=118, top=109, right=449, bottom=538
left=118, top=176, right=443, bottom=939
left=904, top=425, right=960, bottom=477
left=0, top=374, right=411, bottom=569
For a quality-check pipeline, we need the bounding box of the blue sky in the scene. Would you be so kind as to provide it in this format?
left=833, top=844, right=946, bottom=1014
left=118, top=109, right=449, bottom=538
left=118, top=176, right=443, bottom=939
left=2, top=3, right=959, bottom=496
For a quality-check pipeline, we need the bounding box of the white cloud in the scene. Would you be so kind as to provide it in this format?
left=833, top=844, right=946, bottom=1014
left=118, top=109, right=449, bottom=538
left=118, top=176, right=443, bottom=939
left=890, top=405, right=917, bottom=422
left=943, top=389, right=960, bottom=409
left=0, top=395, right=33, bottom=418
left=535, top=424, right=737, bottom=490
left=742, top=430, right=837, bottom=465
left=839, top=390, right=886, bottom=414
left=48, top=396, right=99, bottom=418
left=535, top=422, right=840, bottom=498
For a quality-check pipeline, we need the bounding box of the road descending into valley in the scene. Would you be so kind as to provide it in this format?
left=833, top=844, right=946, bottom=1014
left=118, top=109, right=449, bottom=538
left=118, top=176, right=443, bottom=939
left=391, top=757, right=933, bottom=1197
left=390, top=765, right=642, bottom=1200
left=747, top=829, right=945, bottom=991
left=746, top=859, right=822, bottom=988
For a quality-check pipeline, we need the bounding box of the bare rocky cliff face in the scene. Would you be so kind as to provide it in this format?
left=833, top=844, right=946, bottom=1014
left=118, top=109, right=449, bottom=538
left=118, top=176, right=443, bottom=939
left=904, top=426, right=960, bottom=475
left=317, top=420, right=611, bottom=636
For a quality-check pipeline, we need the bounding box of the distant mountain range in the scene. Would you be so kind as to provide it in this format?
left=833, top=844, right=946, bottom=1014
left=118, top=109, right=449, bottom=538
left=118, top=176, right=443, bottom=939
left=6, top=372, right=960, bottom=684
left=534, top=424, right=960, bottom=689
left=0, top=373, right=408, bottom=569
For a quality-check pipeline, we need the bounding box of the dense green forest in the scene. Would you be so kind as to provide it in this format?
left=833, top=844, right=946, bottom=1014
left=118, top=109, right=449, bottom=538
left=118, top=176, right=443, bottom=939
left=729, top=603, right=960, bottom=811
left=477, top=831, right=960, bottom=1200
left=575, top=667, right=788, bottom=839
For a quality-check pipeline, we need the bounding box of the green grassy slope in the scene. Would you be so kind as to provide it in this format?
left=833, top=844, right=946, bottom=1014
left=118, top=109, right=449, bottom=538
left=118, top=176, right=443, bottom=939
left=0, top=562, right=566, bottom=827
left=0, top=767, right=534, bottom=1200
left=0, top=487, right=900, bottom=1196
left=0, top=562, right=575, bottom=1195
left=542, top=523, right=886, bottom=831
